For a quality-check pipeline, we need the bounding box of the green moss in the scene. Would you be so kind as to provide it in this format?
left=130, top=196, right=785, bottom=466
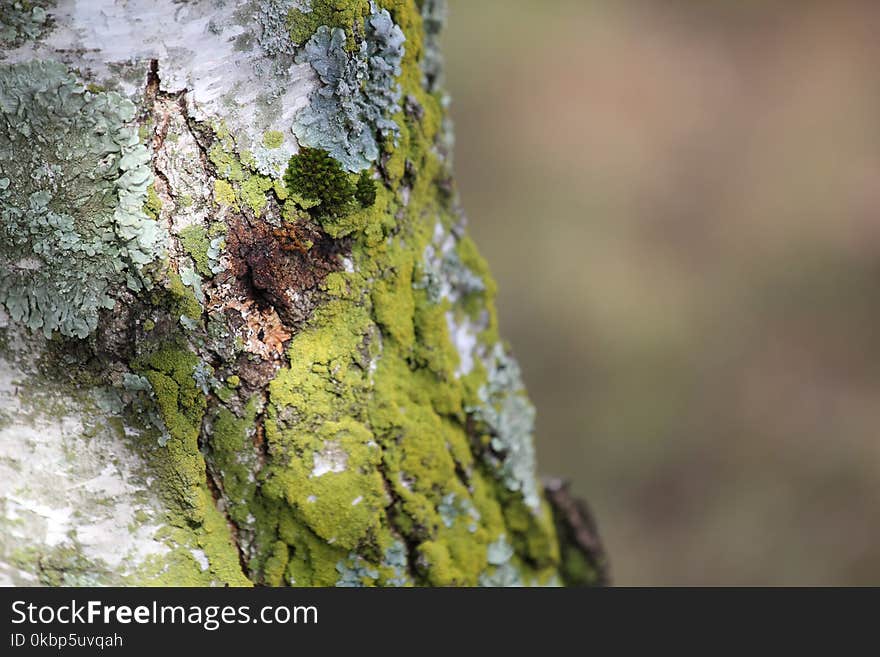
left=283, top=147, right=356, bottom=216
left=355, top=171, right=378, bottom=207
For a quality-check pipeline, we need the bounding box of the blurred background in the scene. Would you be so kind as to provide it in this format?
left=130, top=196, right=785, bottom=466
left=444, top=0, right=880, bottom=585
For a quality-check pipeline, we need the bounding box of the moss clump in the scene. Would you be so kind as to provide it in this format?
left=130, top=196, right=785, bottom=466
left=355, top=171, right=378, bottom=207
left=283, top=148, right=356, bottom=216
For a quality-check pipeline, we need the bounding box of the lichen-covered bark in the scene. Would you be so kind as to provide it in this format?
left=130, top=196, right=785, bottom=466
left=0, top=0, right=603, bottom=586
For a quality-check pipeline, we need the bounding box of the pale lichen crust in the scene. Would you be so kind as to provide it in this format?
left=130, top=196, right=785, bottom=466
left=0, top=0, right=55, bottom=49
left=0, top=60, right=164, bottom=338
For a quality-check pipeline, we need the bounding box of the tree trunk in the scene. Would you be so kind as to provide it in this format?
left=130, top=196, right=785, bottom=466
left=0, top=0, right=605, bottom=586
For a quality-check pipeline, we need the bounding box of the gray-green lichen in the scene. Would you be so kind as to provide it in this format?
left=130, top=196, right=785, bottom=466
left=383, top=540, right=410, bottom=587
left=256, top=0, right=300, bottom=76
left=418, top=240, right=486, bottom=304
left=479, top=535, right=522, bottom=587
left=438, top=492, right=480, bottom=532
left=469, top=344, right=542, bottom=511
left=335, top=553, right=379, bottom=587
left=293, top=3, right=405, bottom=171
left=420, top=0, right=447, bottom=93
left=0, top=60, right=165, bottom=338
left=0, top=1, right=54, bottom=49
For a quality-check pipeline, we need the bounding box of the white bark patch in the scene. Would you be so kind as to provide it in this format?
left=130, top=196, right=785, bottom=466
left=13, top=258, right=42, bottom=271
left=0, top=357, right=169, bottom=585
left=446, top=311, right=480, bottom=377
left=189, top=549, right=210, bottom=572
left=2, top=0, right=317, bottom=157
left=311, top=440, right=347, bottom=478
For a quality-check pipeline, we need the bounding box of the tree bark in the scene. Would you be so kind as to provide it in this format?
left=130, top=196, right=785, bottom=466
left=0, top=0, right=604, bottom=586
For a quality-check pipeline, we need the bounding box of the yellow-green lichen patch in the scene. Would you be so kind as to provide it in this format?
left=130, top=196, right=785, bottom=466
left=262, top=130, right=285, bottom=149
left=145, top=184, right=164, bottom=220
left=206, top=399, right=261, bottom=527
left=163, top=270, right=203, bottom=325
left=178, top=225, right=212, bottom=277
left=131, top=344, right=250, bottom=586
left=209, top=123, right=247, bottom=182
left=239, top=174, right=274, bottom=216
left=278, top=509, right=349, bottom=586
left=213, top=179, right=239, bottom=209
left=265, top=418, right=388, bottom=550
left=209, top=122, right=286, bottom=218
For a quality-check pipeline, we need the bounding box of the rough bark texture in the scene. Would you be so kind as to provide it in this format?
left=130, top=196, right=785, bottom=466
left=0, top=0, right=604, bottom=586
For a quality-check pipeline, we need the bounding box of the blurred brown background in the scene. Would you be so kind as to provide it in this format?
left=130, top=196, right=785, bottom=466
left=444, top=0, right=880, bottom=585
